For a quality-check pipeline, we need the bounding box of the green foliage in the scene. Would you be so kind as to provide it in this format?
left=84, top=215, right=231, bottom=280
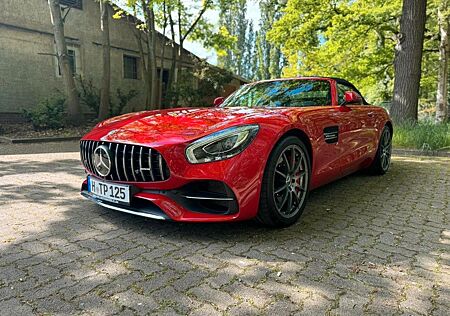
left=113, top=88, right=139, bottom=116
left=217, top=0, right=285, bottom=80
left=268, top=0, right=444, bottom=111
left=164, top=61, right=233, bottom=107
left=77, top=77, right=138, bottom=118
left=23, top=95, right=66, bottom=130
left=268, top=0, right=402, bottom=104
left=78, top=77, right=101, bottom=115
left=393, top=122, right=450, bottom=150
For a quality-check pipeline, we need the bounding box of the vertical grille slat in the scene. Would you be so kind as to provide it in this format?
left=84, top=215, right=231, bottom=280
left=158, top=154, right=164, bottom=181
left=80, top=140, right=169, bottom=182
left=139, top=147, right=146, bottom=182
left=87, top=141, right=94, bottom=174
left=108, top=143, right=114, bottom=181
left=122, top=144, right=129, bottom=181
left=148, top=148, right=155, bottom=181
left=130, top=146, right=137, bottom=182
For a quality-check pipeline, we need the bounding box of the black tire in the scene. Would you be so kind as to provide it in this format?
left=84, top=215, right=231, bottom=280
left=257, top=136, right=311, bottom=227
left=369, top=126, right=392, bottom=175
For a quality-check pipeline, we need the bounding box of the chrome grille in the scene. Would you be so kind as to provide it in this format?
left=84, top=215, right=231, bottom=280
left=80, top=140, right=170, bottom=182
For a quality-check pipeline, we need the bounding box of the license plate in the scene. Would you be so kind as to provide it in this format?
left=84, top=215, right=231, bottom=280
left=88, top=176, right=130, bottom=205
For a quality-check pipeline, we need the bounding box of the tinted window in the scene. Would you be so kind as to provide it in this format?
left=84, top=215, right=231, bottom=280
left=222, top=80, right=331, bottom=108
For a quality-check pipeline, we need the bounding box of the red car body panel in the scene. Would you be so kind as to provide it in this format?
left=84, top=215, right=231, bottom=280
left=80, top=77, right=392, bottom=222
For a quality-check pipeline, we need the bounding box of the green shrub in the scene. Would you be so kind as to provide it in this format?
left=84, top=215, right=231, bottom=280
left=23, top=95, right=66, bottom=130
left=78, top=77, right=138, bottom=117
left=112, top=88, right=138, bottom=117
left=393, top=121, right=450, bottom=151
left=78, top=77, right=101, bottom=116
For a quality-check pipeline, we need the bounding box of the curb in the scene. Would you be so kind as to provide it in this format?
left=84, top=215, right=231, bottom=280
left=392, top=148, right=450, bottom=158
left=0, top=136, right=81, bottom=144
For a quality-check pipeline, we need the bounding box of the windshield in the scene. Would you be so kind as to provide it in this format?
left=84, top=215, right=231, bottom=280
left=221, top=79, right=331, bottom=108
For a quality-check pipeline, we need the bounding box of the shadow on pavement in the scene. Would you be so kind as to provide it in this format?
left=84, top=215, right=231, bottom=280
left=0, top=154, right=448, bottom=314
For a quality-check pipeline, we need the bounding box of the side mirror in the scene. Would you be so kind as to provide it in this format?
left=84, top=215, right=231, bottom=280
left=213, top=97, right=225, bottom=107
left=344, top=91, right=362, bottom=105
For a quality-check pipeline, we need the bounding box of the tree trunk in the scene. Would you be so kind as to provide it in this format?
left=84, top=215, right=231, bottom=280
left=390, top=0, right=427, bottom=124
left=142, top=0, right=157, bottom=109
left=48, top=0, right=82, bottom=125
left=167, top=10, right=177, bottom=95
left=98, top=0, right=111, bottom=120
left=148, top=7, right=158, bottom=109
left=435, top=0, right=449, bottom=123
left=159, top=1, right=168, bottom=109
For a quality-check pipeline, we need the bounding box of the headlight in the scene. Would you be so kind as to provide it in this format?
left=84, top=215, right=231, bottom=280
left=185, top=125, right=259, bottom=164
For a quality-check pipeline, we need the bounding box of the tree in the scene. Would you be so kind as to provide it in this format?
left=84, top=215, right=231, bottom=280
left=268, top=0, right=402, bottom=102
left=217, top=0, right=247, bottom=77
left=255, top=0, right=285, bottom=80
left=98, top=0, right=111, bottom=120
left=47, top=0, right=83, bottom=125
left=435, top=0, right=449, bottom=123
left=390, top=0, right=428, bottom=124
left=157, top=0, right=169, bottom=108
left=141, top=0, right=158, bottom=108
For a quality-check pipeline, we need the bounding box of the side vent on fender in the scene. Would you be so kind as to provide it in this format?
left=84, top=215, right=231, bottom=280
left=323, top=126, right=339, bottom=144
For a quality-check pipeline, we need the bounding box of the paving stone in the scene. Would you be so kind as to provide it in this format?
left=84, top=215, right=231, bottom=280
left=0, top=152, right=449, bottom=314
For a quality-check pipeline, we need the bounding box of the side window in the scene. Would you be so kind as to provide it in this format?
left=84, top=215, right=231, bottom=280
left=337, top=83, right=362, bottom=105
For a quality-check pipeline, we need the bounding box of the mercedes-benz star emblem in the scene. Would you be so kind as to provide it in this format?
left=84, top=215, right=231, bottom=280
left=93, top=145, right=113, bottom=177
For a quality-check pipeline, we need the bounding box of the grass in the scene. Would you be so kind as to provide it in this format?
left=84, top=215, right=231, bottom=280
left=393, top=121, right=450, bottom=151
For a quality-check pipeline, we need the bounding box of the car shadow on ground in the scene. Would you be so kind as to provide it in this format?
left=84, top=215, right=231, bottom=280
left=0, top=155, right=448, bottom=314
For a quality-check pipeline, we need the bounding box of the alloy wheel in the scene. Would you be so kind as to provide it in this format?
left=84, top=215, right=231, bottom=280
left=272, top=144, right=309, bottom=218
left=380, top=129, right=392, bottom=171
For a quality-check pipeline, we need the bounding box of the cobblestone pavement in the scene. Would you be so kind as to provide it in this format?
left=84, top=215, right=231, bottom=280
left=0, top=151, right=449, bottom=315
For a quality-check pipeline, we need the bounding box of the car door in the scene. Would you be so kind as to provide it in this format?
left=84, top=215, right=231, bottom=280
left=336, top=82, right=377, bottom=175
left=299, top=80, right=347, bottom=188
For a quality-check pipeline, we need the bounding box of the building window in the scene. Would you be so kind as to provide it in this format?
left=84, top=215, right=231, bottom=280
left=67, top=49, right=76, bottom=74
left=60, top=0, right=83, bottom=10
left=123, top=55, right=139, bottom=80
left=56, top=46, right=81, bottom=77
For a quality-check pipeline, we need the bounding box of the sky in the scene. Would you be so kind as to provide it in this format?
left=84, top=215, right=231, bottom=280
left=115, top=0, right=261, bottom=65
left=186, top=1, right=261, bottom=64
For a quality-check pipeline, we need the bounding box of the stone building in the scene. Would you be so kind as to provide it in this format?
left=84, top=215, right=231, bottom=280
left=0, top=0, right=247, bottom=122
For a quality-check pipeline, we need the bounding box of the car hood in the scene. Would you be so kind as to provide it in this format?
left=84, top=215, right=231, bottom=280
left=84, top=107, right=310, bottom=147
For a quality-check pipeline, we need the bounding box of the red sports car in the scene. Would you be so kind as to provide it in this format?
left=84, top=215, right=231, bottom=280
left=80, top=77, right=392, bottom=227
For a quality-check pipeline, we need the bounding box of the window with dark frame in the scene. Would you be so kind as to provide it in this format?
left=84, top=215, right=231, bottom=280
left=60, top=0, right=83, bottom=10
left=57, top=48, right=77, bottom=76
left=123, top=55, right=139, bottom=80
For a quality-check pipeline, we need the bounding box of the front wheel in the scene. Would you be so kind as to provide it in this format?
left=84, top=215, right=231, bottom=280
left=257, top=137, right=311, bottom=227
left=369, top=126, right=392, bottom=175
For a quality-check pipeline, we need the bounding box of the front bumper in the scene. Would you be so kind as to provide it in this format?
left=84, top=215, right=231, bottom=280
left=81, top=178, right=241, bottom=222
left=80, top=126, right=276, bottom=222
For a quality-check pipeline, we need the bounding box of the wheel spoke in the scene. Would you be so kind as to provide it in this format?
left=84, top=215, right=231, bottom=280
left=282, top=153, right=291, bottom=171
left=275, top=169, right=287, bottom=178
left=292, top=151, right=303, bottom=173
left=287, top=191, right=293, bottom=212
left=277, top=190, right=289, bottom=211
left=275, top=184, right=288, bottom=194
left=290, top=147, right=296, bottom=172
